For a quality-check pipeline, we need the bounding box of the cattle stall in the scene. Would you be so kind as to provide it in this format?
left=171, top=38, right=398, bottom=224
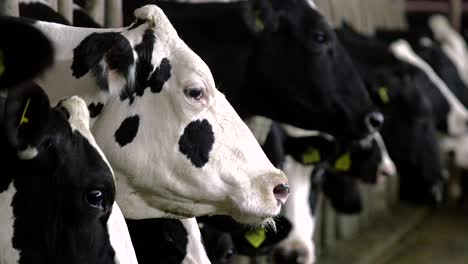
left=4, top=0, right=468, bottom=264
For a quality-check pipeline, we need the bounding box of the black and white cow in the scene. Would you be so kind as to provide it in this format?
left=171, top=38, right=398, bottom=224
left=244, top=117, right=395, bottom=264
left=0, top=18, right=136, bottom=263
left=26, top=4, right=288, bottom=225
left=121, top=0, right=383, bottom=144
left=336, top=24, right=445, bottom=204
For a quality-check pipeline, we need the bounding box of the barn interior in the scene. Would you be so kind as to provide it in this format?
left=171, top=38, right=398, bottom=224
left=1, top=0, right=468, bottom=264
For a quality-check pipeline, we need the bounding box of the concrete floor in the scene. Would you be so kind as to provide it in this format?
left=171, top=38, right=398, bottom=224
left=382, top=207, right=468, bottom=264
left=317, top=204, right=468, bottom=264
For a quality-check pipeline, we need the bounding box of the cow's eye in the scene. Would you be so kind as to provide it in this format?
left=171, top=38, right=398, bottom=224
left=312, top=32, right=327, bottom=44
left=86, top=190, right=104, bottom=209
left=184, top=87, right=203, bottom=101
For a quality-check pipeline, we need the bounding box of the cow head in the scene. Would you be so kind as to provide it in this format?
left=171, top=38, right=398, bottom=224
left=59, top=5, right=288, bottom=224
left=247, top=0, right=382, bottom=143
left=3, top=85, right=116, bottom=263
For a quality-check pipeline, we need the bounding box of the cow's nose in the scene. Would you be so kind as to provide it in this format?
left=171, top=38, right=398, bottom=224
left=273, top=247, right=307, bottom=264
left=273, top=183, right=290, bottom=204
left=365, top=111, right=384, bottom=132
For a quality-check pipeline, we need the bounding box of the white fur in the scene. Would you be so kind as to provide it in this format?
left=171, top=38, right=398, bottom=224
left=374, top=133, right=397, bottom=180
left=390, top=40, right=468, bottom=137
left=17, top=145, right=39, bottom=160
left=0, top=184, right=19, bottom=264
left=180, top=218, right=211, bottom=264
left=278, top=156, right=316, bottom=264
left=429, top=15, right=468, bottom=86
left=107, top=203, right=139, bottom=264
left=390, top=40, right=468, bottom=169
left=33, top=5, right=287, bottom=224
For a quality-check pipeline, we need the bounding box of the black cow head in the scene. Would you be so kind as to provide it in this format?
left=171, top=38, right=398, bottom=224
left=2, top=85, right=116, bottom=263
left=248, top=0, right=381, bottom=143
left=337, top=24, right=445, bottom=205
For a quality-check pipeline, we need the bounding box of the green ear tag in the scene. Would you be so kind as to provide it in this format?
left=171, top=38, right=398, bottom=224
left=255, top=11, right=265, bottom=31
left=334, top=152, right=351, bottom=171
left=18, top=98, right=31, bottom=128
left=378, top=87, right=390, bottom=104
left=0, top=49, right=5, bottom=78
left=302, top=147, right=321, bottom=164
left=244, top=228, right=266, bottom=248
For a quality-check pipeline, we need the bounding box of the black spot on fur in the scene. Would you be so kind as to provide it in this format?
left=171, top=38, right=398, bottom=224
left=178, top=119, right=215, bottom=168
left=114, top=115, right=140, bottom=147
left=126, top=218, right=188, bottom=264
left=88, top=102, right=104, bottom=118
left=149, top=58, right=172, bottom=93
left=120, top=29, right=156, bottom=103
left=72, top=32, right=134, bottom=91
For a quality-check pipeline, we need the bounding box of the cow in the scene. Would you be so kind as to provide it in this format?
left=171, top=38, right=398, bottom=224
left=24, top=3, right=289, bottom=225
left=121, top=0, right=383, bottom=145
left=336, top=23, right=445, bottom=204
left=0, top=18, right=136, bottom=263
left=242, top=116, right=395, bottom=264
left=16, top=10, right=288, bottom=264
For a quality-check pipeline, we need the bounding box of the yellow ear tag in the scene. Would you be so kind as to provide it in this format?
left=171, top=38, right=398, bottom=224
left=0, top=49, right=5, bottom=78
left=334, top=152, right=351, bottom=171
left=244, top=228, right=266, bottom=248
left=18, top=98, right=31, bottom=128
left=378, top=87, right=390, bottom=104
left=255, top=11, right=265, bottom=31
left=302, top=147, right=321, bottom=164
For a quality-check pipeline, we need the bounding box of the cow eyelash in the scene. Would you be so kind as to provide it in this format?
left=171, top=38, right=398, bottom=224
left=184, top=87, right=203, bottom=101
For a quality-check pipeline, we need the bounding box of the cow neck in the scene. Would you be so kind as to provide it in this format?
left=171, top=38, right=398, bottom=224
left=280, top=156, right=315, bottom=261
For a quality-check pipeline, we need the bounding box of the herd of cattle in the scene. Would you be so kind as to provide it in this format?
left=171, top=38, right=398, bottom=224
left=1, top=0, right=468, bottom=263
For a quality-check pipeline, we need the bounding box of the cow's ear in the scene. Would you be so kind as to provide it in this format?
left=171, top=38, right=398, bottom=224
left=72, top=32, right=134, bottom=79
left=4, top=83, right=51, bottom=159
left=284, top=135, right=337, bottom=165
left=0, top=17, right=54, bottom=89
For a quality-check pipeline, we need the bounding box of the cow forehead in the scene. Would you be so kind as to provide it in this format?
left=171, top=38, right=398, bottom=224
left=123, top=5, right=215, bottom=89
left=58, top=96, right=114, bottom=177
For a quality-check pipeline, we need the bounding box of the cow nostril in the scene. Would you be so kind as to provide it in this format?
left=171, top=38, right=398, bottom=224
left=366, top=112, right=384, bottom=131
left=273, top=183, right=290, bottom=203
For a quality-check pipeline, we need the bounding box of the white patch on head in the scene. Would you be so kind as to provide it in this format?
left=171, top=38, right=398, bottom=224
left=429, top=15, right=468, bottom=87
left=107, top=203, right=138, bottom=264
left=180, top=218, right=211, bottom=264
left=390, top=40, right=468, bottom=137
left=58, top=96, right=114, bottom=178
left=306, top=0, right=317, bottom=9
left=0, top=184, right=19, bottom=264
left=374, top=133, right=396, bottom=178
left=17, top=145, right=39, bottom=160
left=278, top=156, right=315, bottom=264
